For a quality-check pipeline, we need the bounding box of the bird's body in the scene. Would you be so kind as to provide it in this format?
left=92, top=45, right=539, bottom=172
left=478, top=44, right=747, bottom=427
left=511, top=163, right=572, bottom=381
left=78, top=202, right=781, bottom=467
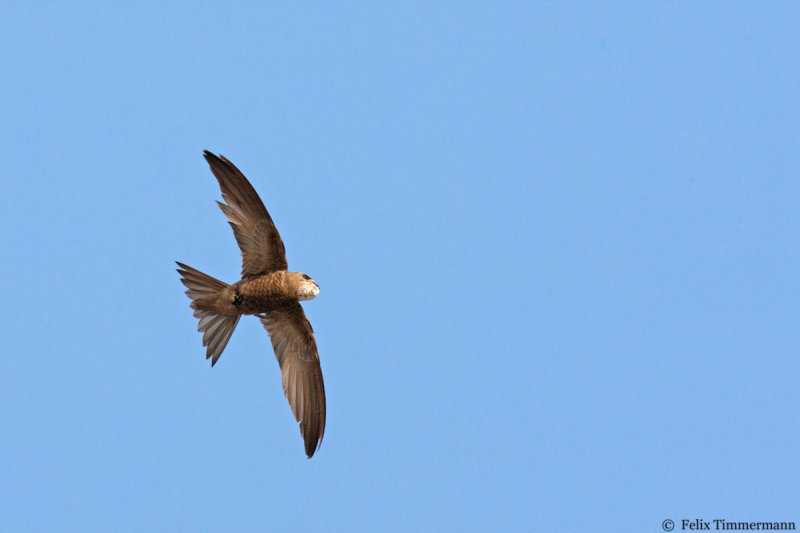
left=189, top=271, right=318, bottom=317
left=176, top=151, right=326, bottom=458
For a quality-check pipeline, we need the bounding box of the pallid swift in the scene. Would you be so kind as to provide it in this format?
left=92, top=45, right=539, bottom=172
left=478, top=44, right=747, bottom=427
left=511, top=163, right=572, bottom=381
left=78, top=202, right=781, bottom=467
left=176, top=151, right=325, bottom=458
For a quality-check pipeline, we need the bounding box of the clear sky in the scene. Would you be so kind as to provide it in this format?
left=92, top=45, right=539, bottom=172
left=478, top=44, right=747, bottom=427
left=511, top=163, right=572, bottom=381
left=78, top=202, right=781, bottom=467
left=2, top=2, right=799, bottom=532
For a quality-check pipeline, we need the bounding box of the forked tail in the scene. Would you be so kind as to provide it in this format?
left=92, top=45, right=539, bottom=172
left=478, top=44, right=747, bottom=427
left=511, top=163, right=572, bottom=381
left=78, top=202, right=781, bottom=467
left=175, top=261, right=240, bottom=366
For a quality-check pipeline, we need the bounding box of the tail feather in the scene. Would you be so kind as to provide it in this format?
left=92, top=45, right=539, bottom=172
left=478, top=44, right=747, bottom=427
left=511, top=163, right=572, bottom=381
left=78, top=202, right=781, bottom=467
left=176, top=262, right=240, bottom=366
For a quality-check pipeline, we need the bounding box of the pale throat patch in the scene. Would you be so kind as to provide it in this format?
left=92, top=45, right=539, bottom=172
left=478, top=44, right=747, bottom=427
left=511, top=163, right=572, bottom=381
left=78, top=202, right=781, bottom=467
left=297, top=282, right=320, bottom=301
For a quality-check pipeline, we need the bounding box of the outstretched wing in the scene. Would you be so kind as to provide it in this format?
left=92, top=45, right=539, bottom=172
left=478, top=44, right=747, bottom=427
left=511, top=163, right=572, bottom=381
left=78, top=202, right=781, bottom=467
left=260, top=303, right=326, bottom=458
left=203, top=151, right=288, bottom=277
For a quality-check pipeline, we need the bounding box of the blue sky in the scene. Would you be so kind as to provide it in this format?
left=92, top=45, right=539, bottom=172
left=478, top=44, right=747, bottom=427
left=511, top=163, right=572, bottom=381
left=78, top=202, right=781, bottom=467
left=2, top=2, right=799, bottom=531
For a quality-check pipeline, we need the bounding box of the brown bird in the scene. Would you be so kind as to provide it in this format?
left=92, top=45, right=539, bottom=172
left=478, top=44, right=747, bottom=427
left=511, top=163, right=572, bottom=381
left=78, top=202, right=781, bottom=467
left=176, top=151, right=325, bottom=458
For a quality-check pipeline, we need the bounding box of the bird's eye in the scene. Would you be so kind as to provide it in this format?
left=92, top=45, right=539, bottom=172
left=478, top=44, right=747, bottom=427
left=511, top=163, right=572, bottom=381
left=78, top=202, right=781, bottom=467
left=302, top=274, right=311, bottom=280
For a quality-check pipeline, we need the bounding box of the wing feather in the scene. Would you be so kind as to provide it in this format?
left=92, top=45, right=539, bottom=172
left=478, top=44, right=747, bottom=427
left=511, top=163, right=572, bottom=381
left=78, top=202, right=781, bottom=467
left=260, top=303, right=326, bottom=458
left=203, top=151, right=288, bottom=277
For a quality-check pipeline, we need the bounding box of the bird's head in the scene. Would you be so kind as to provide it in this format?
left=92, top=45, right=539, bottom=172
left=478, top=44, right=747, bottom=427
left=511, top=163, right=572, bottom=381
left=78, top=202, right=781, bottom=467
left=293, top=272, right=320, bottom=301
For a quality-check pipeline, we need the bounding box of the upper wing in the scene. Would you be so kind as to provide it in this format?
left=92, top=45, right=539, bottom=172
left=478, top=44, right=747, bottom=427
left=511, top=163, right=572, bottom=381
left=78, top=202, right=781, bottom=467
left=260, top=303, right=326, bottom=458
left=203, top=151, right=288, bottom=277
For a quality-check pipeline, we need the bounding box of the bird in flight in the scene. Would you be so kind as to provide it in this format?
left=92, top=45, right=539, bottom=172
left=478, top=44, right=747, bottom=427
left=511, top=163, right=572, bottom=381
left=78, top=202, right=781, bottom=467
left=176, top=151, right=325, bottom=458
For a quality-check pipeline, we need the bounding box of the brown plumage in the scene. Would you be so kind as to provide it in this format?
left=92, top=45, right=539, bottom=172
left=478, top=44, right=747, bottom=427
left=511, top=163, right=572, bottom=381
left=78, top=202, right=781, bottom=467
left=176, top=151, right=325, bottom=458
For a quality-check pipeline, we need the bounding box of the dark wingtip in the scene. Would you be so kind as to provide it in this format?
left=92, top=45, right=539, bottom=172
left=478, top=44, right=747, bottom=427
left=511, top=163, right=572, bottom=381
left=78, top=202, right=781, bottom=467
left=306, top=440, right=321, bottom=459
left=203, top=150, right=223, bottom=165
left=203, top=150, right=235, bottom=174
